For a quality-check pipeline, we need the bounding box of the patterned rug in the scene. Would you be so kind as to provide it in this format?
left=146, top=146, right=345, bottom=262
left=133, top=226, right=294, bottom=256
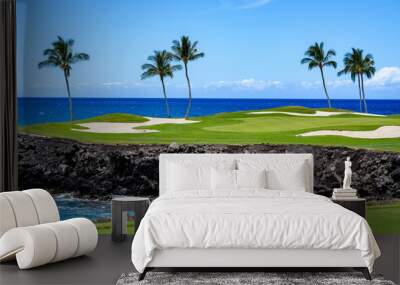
left=116, top=271, right=396, bottom=285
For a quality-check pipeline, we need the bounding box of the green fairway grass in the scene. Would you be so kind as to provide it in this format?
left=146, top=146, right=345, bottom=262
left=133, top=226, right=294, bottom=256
left=19, top=106, right=400, bottom=151
left=94, top=202, right=400, bottom=235
left=77, top=113, right=148, bottom=123
left=257, top=106, right=349, bottom=114
left=95, top=220, right=135, bottom=235
left=367, top=201, right=400, bottom=234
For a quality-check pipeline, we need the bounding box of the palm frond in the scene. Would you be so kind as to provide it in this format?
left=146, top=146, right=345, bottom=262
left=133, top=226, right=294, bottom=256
left=38, top=36, right=89, bottom=74
left=172, top=40, right=181, bottom=48
left=171, top=53, right=182, bottom=61
left=55, top=35, right=64, bottom=45
left=67, top=39, right=75, bottom=47
left=190, top=52, right=205, bottom=61
left=172, top=64, right=183, bottom=71
left=300, top=57, right=313, bottom=64
left=141, top=63, right=157, bottom=70
left=365, top=54, right=374, bottom=62
left=71, top=52, right=90, bottom=63
left=337, top=69, right=346, bottom=77
left=324, top=60, right=337, bottom=69
left=38, top=59, right=58, bottom=69
left=301, top=42, right=335, bottom=71
left=43, top=48, right=57, bottom=56
left=191, top=41, right=198, bottom=50
left=307, top=61, right=319, bottom=70
left=141, top=69, right=158, bottom=80
left=361, top=52, right=376, bottom=78
left=337, top=47, right=373, bottom=82
left=326, top=49, right=336, bottom=57
left=171, top=35, right=204, bottom=64
left=141, top=50, right=181, bottom=80
left=147, top=55, right=156, bottom=61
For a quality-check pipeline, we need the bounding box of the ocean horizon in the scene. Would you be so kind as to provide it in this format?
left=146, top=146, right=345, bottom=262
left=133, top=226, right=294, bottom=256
left=18, top=97, right=400, bottom=126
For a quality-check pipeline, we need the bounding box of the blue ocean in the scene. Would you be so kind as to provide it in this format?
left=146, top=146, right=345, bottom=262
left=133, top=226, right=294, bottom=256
left=18, top=97, right=400, bottom=126
left=55, top=197, right=111, bottom=221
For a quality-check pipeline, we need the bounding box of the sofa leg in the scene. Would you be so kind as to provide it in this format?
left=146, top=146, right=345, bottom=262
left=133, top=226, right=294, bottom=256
left=354, top=267, right=371, bottom=280
left=138, top=268, right=148, bottom=281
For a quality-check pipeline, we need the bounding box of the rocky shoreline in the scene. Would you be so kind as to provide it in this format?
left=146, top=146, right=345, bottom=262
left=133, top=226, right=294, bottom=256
left=18, top=134, right=400, bottom=200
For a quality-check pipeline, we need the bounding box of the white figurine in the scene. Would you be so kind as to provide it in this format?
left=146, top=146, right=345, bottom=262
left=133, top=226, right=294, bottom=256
left=343, top=156, right=352, bottom=189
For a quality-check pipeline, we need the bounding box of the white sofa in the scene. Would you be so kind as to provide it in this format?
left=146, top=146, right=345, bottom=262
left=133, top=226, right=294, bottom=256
left=0, top=189, right=98, bottom=269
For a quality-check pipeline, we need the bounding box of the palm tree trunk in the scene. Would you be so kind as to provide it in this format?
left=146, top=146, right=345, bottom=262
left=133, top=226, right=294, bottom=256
left=160, top=77, right=171, bottom=118
left=356, top=74, right=363, bottom=113
left=361, top=74, right=368, bottom=113
left=184, top=63, right=192, bottom=119
left=319, top=67, right=332, bottom=108
left=63, top=70, right=73, bottom=121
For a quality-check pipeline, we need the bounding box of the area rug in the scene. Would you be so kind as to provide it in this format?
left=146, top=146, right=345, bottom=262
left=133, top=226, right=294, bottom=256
left=116, top=272, right=396, bottom=285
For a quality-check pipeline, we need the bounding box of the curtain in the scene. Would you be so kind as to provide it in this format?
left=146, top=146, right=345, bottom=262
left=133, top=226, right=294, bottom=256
left=0, top=0, right=18, bottom=192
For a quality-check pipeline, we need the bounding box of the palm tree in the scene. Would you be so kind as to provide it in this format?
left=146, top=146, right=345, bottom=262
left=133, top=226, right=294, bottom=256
left=171, top=36, right=204, bottom=119
left=141, top=50, right=182, bottom=118
left=301, top=42, right=337, bottom=108
left=38, top=36, right=89, bottom=121
left=359, top=52, right=376, bottom=114
left=337, top=48, right=364, bottom=112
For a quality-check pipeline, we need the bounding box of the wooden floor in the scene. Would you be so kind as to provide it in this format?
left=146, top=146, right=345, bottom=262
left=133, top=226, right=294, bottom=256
left=0, top=235, right=399, bottom=285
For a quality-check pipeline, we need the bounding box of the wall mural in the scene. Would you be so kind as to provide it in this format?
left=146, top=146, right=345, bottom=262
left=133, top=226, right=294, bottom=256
left=17, top=0, right=400, bottom=235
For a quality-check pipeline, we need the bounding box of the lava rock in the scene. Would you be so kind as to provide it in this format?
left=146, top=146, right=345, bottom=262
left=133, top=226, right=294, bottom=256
left=18, top=134, right=400, bottom=201
left=391, top=168, right=400, bottom=182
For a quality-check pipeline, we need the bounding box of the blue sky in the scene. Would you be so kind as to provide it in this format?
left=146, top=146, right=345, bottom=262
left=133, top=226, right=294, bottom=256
left=17, top=0, right=400, bottom=99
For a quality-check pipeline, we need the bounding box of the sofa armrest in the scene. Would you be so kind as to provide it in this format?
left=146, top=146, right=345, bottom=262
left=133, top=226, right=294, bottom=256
left=0, top=218, right=98, bottom=269
left=0, top=226, right=57, bottom=269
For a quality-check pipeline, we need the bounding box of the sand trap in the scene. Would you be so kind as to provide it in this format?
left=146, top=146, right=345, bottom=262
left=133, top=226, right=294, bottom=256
left=73, top=117, right=198, bottom=134
left=249, top=111, right=385, bottom=117
left=298, top=126, right=400, bottom=139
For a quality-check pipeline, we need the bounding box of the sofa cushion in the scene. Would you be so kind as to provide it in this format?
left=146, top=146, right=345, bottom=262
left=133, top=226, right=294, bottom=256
left=0, top=196, right=17, bottom=238
left=0, top=192, right=39, bottom=227
left=24, top=189, right=60, bottom=224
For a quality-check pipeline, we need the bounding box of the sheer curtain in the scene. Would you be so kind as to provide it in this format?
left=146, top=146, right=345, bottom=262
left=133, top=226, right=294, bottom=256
left=0, top=0, right=18, bottom=192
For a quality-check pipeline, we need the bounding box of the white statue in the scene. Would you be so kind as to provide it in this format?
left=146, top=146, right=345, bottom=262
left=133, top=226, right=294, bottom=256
left=343, top=157, right=352, bottom=189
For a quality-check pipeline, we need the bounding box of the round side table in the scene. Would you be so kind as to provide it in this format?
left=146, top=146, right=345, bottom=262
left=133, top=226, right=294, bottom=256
left=111, top=196, right=150, bottom=242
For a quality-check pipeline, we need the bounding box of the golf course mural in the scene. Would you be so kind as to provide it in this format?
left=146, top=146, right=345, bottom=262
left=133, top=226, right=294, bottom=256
left=16, top=0, right=399, bottom=234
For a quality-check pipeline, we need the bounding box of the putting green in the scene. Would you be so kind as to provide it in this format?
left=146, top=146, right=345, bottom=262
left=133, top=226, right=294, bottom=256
left=204, top=115, right=394, bottom=133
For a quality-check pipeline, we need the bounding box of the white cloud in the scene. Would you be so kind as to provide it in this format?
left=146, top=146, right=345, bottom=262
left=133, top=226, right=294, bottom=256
left=220, top=0, right=272, bottom=10
left=101, top=81, right=143, bottom=88
left=365, top=67, right=400, bottom=88
left=205, top=78, right=282, bottom=91
left=300, top=80, right=352, bottom=89
left=327, top=80, right=353, bottom=88
left=237, top=0, right=272, bottom=9
left=300, top=67, right=400, bottom=90
left=32, top=81, right=96, bottom=89
left=101, top=82, right=126, bottom=86
left=300, top=80, right=320, bottom=89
